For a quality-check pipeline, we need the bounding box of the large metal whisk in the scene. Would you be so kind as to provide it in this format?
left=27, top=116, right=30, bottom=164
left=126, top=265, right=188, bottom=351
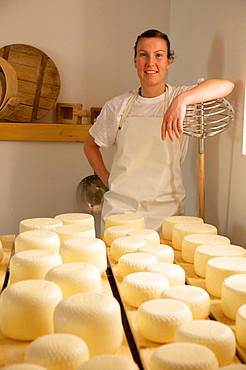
left=183, top=97, right=234, bottom=220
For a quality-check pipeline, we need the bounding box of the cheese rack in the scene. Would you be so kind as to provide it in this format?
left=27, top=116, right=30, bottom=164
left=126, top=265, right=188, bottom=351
left=106, top=236, right=246, bottom=370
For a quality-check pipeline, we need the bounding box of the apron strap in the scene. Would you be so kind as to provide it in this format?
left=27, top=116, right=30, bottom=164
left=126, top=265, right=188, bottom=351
left=119, top=90, right=139, bottom=129
left=118, top=85, right=169, bottom=130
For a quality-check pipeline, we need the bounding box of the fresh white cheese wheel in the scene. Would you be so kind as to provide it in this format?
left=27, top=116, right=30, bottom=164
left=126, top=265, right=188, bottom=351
left=172, top=222, right=217, bottom=251
left=118, top=252, right=158, bottom=278
left=104, top=225, right=136, bottom=246
left=182, top=234, right=230, bottom=263
left=77, top=354, right=140, bottom=370
left=150, top=342, right=218, bottom=370
left=138, top=244, right=174, bottom=263
left=9, top=250, right=62, bottom=284
left=45, top=262, right=102, bottom=297
left=162, top=215, right=204, bottom=241
left=160, top=285, right=210, bottom=319
left=0, top=240, right=3, bottom=263
left=54, top=212, right=95, bottom=227
left=127, top=229, right=160, bottom=244
left=2, top=365, right=47, bottom=370
left=194, top=244, right=246, bottom=278
left=219, top=365, right=246, bottom=370
left=54, top=292, right=123, bottom=357
left=14, top=229, right=60, bottom=253
left=59, top=237, right=107, bottom=274
left=221, top=274, right=246, bottom=320
left=105, top=213, right=145, bottom=229
left=24, top=333, right=89, bottom=370
left=52, top=224, right=95, bottom=243
left=19, top=217, right=63, bottom=233
left=144, top=262, right=185, bottom=286
left=110, top=236, right=147, bottom=262
left=121, top=271, right=169, bottom=308
left=206, top=257, right=246, bottom=298
left=236, top=303, right=246, bottom=349
left=174, top=320, right=236, bottom=366
left=137, top=298, right=192, bottom=343
left=0, top=280, right=62, bottom=341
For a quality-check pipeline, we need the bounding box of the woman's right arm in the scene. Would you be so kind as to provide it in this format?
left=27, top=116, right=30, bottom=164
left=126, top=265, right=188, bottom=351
left=84, top=133, right=110, bottom=187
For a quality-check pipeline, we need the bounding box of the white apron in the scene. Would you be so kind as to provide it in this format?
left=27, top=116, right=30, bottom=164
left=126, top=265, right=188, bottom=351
left=102, top=87, right=186, bottom=233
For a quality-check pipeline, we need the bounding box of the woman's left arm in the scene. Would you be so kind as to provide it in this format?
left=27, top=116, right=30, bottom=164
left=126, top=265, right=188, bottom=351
left=162, top=79, right=235, bottom=141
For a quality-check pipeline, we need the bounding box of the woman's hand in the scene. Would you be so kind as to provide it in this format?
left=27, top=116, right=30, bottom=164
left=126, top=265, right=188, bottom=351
left=161, top=96, right=187, bottom=141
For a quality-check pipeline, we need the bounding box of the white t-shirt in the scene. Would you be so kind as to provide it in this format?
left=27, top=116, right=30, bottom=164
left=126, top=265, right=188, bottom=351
left=89, top=83, right=195, bottom=163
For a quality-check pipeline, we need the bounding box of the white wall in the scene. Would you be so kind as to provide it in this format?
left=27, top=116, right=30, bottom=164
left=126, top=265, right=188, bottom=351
left=169, top=0, right=246, bottom=247
left=0, top=0, right=170, bottom=236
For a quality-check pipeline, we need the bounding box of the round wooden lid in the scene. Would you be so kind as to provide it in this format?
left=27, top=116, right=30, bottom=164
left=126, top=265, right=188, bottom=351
left=0, top=44, right=61, bottom=122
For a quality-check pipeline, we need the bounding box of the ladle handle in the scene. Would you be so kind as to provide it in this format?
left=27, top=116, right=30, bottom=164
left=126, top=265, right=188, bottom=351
left=199, top=151, right=205, bottom=220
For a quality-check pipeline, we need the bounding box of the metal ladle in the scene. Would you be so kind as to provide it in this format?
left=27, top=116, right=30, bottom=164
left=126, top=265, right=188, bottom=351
left=76, top=174, right=108, bottom=214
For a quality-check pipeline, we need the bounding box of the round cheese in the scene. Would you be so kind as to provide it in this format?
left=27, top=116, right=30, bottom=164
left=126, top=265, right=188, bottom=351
left=54, top=292, right=123, bottom=357
left=105, top=213, right=145, bottom=229
left=236, top=303, right=246, bottom=349
left=24, top=333, right=89, bottom=370
left=110, top=236, right=147, bottom=262
left=160, top=285, right=210, bottom=319
left=0, top=240, right=3, bottom=263
left=0, top=280, right=62, bottom=341
left=174, top=320, right=236, bottom=366
left=118, top=252, right=158, bottom=278
left=219, top=365, right=246, bottom=370
left=19, top=217, right=63, bottom=233
left=221, top=274, right=246, bottom=320
left=144, top=262, right=185, bottom=286
left=121, top=271, right=169, bottom=308
left=206, top=257, right=246, bottom=298
left=138, top=244, right=174, bottom=263
left=137, top=298, right=192, bottom=343
left=45, top=262, right=102, bottom=297
left=14, top=229, right=60, bottom=253
left=162, top=215, right=204, bottom=241
left=194, top=244, right=246, bottom=278
left=9, top=250, right=62, bottom=284
left=77, top=354, right=140, bottom=370
left=52, top=224, right=95, bottom=243
left=103, top=225, right=136, bottom=246
left=127, top=229, right=160, bottom=244
left=182, top=234, right=230, bottom=263
left=2, top=365, right=47, bottom=370
left=150, top=342, right=218, bottom=370
left=54, top=212, right=94, bottom=227
left=59, top=237, right=107, bottom=274
left=172, top=222, right=217, bottom=251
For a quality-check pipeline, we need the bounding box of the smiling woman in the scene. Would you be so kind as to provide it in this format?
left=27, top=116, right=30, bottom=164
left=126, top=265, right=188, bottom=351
left=84, top=29, right=234, bottom=234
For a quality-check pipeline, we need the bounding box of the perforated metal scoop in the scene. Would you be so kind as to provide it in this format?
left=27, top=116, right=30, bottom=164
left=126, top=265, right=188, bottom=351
left=76, top=174, right=108, bottom=214
left=183, top=97, right=234, bottom=219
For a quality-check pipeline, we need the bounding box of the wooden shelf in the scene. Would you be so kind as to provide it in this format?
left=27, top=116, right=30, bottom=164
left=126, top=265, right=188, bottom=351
left=0, top=122, right=92, bottom=142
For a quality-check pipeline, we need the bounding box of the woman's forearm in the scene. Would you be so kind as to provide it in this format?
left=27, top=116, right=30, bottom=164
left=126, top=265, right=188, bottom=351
left=178, top=79, right=235, bottom=106
left=84, top=133, right=110, bottom=187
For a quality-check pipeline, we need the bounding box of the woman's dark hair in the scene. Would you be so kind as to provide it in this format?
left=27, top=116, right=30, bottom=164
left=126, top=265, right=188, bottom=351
left=134, top=29, right=175, bottom=62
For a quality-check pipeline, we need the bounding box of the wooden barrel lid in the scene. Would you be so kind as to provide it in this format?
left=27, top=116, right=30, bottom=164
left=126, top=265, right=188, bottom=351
left=0, top=44, right=61, bottom=122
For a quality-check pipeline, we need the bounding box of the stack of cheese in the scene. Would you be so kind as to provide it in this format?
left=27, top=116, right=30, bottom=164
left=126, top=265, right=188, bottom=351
left=0, top=213, right=132, bottom=369
left=105, top=214, right=244, bottom=369
left=162, top=215, right=204, bottom=242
